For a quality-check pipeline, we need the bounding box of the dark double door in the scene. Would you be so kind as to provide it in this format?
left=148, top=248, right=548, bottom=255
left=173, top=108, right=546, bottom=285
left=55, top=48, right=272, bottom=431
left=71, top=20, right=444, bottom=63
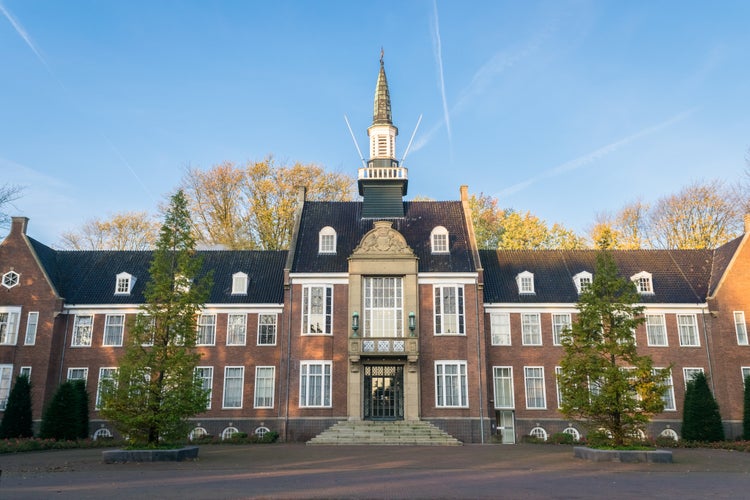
left=363, top=364, right=404, bottom=420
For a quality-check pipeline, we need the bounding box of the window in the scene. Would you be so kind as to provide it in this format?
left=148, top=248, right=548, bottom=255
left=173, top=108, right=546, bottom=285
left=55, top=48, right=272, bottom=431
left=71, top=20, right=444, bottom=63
left=254, top=426, right=270, bottom=438
left=573, top=271, right=592, bottom=294
left=254, top=366, right=275, bottom=408
left=434, top=285, right=464, bottom=335
left=735, top=311, right=748, bottom=346
left=189, top=427, right=208, bottom=441
left=552, top=313, right=571, bottom=345
left=529, top=427, right=547, bottom=441
left=197, top=314, right=216, bottom=345
left=72, top=315, right=94, bottom=347
left=364, top=277, right=403, bottom=337
left=257, top=314, right=277, bottom=345
left=677, top=314, right=699, bottom=346
left=0, top=307, right=21, bottom=345
left=223, top=366, right=244, bottom=408
left=555, top=366, right=564, bottom=408
left=657, top=368, right=676, bottom=411
left=521, top=313, right=542, bottom=345
left=524, top=366, right=546, bottom=409
left=562, top=427, right=580, bottom=441
left=490, top=313, right=511, bottom=345
left=302, top=285, right=332, bottom=335
left=318, top=226, right=337, bottom=254
left=631, top=271, right=653, bottom=294
left=232, top=272, right=248, bottom=295
left=0, top=365, right=11, bottom=410
left=226, top=314, right=247, bottom=346
left=1, top=271, right=19, bottom=289
left=516, top=271, right=535, bottom=295
left=96, top=367, right=118, bottom=409
left=115, top=272, right=134, bottom=295
left=743, top=367, right=750, bottom=385
left=222, top=426, right=239, bottom=440
left=430, top=226, right=449, bottom=253
left=19, top=366, right=31, bottom=379
left=660, top=428, right=679, bottom=441
left=67, top=367, right=88, bottom=383
left=683, top=367, right=704, bottom=388
left=435, top=361, right=468, bottom=407
left=103, top=314, right=125, bottom=346
left=646, top=314, right=668, bottom=346
left=492, top=366, right=514, bottom=408
left=300, top=361, right=332, bottom=407
left=93, top=428, right=113, bottom=440
left=24, top=311, right=38, bottom=345
left=195, top=366, right=213, bottom=409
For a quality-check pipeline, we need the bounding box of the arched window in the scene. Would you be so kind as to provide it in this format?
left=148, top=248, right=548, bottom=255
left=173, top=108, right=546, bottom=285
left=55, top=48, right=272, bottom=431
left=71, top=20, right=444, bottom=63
left=189, top=427, right=208, bottom=441
left=529, top=427, right=547, bottom=441
left=659, top=428, right=679, bottom=441
left=430, top=226, right=449, bottom=254
left=562, top=427, right=580, bottom=441
left=254, top=426, right=270, bottom=438
left=221, top=426, right=240, bottom=440
left=93, top=428, right=113, bottom=440
left=319, top=227, right=337, bottom=254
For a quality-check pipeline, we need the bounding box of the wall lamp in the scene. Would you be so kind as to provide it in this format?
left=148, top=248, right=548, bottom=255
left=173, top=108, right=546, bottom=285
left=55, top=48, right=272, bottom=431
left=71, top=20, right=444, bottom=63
left=352, top=312, right=359, bottom=337
left=408, top=311, right=416, bottom=336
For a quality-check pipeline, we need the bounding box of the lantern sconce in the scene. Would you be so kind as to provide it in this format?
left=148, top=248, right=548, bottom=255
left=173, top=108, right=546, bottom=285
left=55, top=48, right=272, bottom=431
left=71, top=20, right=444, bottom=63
left=352, top=312, right=359, bottom=337
left=408, top=311, right=416, bottom=336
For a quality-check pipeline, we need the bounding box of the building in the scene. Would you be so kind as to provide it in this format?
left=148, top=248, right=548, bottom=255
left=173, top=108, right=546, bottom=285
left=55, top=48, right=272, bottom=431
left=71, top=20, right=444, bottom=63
left=1, top=57, right=749, bottom=443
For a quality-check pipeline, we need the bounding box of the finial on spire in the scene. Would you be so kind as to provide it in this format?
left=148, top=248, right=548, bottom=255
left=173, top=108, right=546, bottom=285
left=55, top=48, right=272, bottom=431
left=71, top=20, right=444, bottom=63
left=380, top=47, right=384, bottom=65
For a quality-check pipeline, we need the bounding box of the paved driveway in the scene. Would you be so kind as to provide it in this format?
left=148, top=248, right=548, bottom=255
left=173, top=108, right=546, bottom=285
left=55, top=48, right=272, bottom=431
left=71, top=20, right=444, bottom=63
left=1, top=444, right=749, bottom=499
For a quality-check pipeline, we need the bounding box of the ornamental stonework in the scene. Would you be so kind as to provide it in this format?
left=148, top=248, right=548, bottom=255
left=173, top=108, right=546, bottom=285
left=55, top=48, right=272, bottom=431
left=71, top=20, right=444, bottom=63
left=352, top=221, right=415, bottom=257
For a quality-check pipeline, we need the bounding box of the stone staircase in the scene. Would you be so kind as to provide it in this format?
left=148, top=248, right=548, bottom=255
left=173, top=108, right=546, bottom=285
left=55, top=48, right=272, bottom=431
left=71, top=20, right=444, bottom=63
left=307, top=420, right=462, bottom=446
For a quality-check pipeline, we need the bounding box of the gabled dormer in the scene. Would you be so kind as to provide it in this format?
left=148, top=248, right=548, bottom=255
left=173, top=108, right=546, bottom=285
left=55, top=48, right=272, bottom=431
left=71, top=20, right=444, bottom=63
left=573, top=271, right=592, bottom=294
left=318, top=226, right=337, bottom=254
left=516, top=271, right=535, bottom=295
left=115, top=272, right=135, bottom=295
left=430, top=226, right=449, bottom=254
left=232, top=272, right=248, bottom=295
left=358, top=52, right=407, bottom=218
left=631, top=271, right=654, bottom=295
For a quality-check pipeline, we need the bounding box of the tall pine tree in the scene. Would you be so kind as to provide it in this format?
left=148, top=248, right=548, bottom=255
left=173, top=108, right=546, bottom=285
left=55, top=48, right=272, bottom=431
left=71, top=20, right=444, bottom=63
left=0, top=375, right=33, bottom=438
left=682, top=372, right=724, bottom=442
left=100, top=190, right=212, bottom=446
left=558, top=251, right=670, bottom=446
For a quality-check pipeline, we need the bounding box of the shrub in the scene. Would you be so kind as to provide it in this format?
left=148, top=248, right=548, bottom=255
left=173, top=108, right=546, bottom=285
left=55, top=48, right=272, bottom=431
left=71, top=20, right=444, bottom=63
left=0, top=375, right=33, bottom=439
left=682, top=372, right=725, bottom=442
left=40, top=382, right=79, bottom=440
left=549, top=432, right=576, bottom=445
left=72, top=380, right=90, bottom=439
left=743, top=375, right=750, bottom=440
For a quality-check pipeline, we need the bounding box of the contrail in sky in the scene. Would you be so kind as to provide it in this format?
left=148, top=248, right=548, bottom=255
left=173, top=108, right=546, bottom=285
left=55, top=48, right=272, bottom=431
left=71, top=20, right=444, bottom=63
left=431, top=1, right=452, bottom=147
left=0, top=1, right=155, bottom=202
left=498, top=108, right=698, bottom=197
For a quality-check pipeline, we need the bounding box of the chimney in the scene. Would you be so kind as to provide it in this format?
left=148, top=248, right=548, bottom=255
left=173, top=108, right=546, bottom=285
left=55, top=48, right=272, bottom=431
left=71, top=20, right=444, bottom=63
left=10, top=217, right=29, bottom=236
left=460, top=185, right=469, bottom=202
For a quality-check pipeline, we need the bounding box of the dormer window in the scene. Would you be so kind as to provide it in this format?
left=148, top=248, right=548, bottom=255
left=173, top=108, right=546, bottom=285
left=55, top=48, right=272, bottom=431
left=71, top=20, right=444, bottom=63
left=430, top=226, right=449, bottom=254
left=114, top=272, right=134, bottom=295
left=319, top=226, right=337, bottom=254
left=2, top=270, right=19, bottom=289
left=516, top=271, right=535, bottom=295
left=573, top=271, right=592, bottom=294
left=232, top=272, right=248, bottom=295
left=631, top=271, right=654, bottom=295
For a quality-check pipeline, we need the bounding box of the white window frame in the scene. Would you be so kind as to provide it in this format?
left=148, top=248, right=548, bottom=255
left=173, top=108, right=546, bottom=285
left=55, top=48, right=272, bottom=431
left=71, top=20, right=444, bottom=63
left=552, top=313, right=571, bottom=346
left=257, top=314, right=277, bottom=345
left=573, top=271, right=592, bottom=294
left=300, top=361, right=332, bottom=408
left=71, top=314, right=94, bottom=347
left=19, top=366, right=31, bottom=380
left=232, top=272, right=248, bottom=295
left=24, top=311, right=38, bottom=345
left=742, top=367, right=750, bottom=385
left=521, top=313, right=542, bottom=346
left=435, top=361, right=468, bottom=408
left=524, top=366, right=547, bottom=409
left=529, top=426, right=547, bottom=441
left=490, top=313, right=511, bottom=346
left=734, top=311, right=748, bottom=346
left=302, top=285, right=333, bottom=335
left=103, top=314, right=125, bottom=347
left=364, top=277, right=403, bottom=338
left=555, top=366, right=564, bottom=409
left=492, top=366, right=514, bottom=409
left=0, top=364, right=13, bottom=410
left=0, top=306, right=21, bottom=345
left=683, top=367, right=704, bottom=388
left=677, top=314, right=700, bottom=347
left=114, top=272, right=134, bottom=295
left=433, top=285, right=465, bottom=335
left=67, top=367, right=89, bottom=384
left=631, top=271, right=654, bottom=295
left=318, top=226, right=337, bottom=254
left=254, top=366, right=275, bottom=408
left=430, top=226, right=449, bottom=254
left=222, top=366, right=244, bottom=409
left=646, top=314, right=668, bottom=346
left=195, top=366, right=213, bottom=409
left=656, top=368, right=676, bottom=411
left=226, top=313, right=247, bottom=346
left=516, top=271, right=535, bottom=295
left=96, top=367, right=118, bottom=409
left=1, top=271, right=19, bottom=289
left=197, top=314, right=217, bottom=346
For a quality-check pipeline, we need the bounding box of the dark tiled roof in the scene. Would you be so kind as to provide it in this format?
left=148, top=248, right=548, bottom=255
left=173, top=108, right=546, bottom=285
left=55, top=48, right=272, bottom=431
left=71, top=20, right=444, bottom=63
left=708, top=235, right=744, bottom=297
left=28, top=242, right=286, bottom=305
left=480, top=249, right=713, bottom=304
left=291, top=201, right=475, bottom=273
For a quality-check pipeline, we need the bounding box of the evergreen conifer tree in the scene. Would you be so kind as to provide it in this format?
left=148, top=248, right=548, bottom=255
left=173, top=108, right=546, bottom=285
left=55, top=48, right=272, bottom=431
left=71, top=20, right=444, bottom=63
left=742, top=375, right=750, bottom=440
left=0, top=374, right=33, bottom=438
left=72, top=379, right=90, bottom=439
left=681, top=372, right=724, bottom=442
left=40, top=382, right=79, bottom=440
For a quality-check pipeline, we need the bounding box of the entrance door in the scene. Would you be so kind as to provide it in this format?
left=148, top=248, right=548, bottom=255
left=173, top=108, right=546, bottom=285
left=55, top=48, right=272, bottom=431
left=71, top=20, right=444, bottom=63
left=364, top=365, right=404, bottom=420
left=496, top=410, right=516, bottom=444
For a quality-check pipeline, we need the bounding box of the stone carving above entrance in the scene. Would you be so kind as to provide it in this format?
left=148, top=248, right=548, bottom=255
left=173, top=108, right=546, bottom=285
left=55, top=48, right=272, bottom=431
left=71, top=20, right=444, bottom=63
left=352, top=221, right=415, bottom=257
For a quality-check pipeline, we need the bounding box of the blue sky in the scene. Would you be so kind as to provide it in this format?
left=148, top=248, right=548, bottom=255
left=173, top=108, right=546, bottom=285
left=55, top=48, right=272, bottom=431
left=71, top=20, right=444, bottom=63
left=2, top=1, right=749, bottom=245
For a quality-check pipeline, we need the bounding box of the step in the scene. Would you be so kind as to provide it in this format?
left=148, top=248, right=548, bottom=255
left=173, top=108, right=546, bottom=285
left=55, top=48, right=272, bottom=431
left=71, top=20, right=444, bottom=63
left=307, top=420, right=462, bottom=446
